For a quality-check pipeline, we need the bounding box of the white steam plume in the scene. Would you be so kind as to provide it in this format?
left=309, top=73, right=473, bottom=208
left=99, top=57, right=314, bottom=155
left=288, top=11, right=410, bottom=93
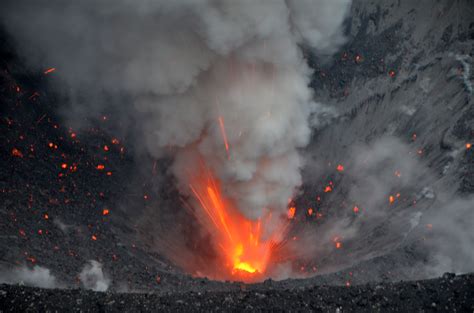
left=0, top=0, right=351, bottom=219
left=0, top=266, right=58, bottom=289
left=79, top=260, right=110, bottom=292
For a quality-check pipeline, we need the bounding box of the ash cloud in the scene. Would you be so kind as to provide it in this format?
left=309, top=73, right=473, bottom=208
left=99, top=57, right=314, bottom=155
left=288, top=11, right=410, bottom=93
left=0, top=0, right=351, bottom=220
left=293, top=138, right=430, bottom=266
left=0, top=265, right=58, bottom=289
left=294, top=136, right=474, bottom=279
left=0, top=262, right=113, bottom=291
left=423, top=197, right=474, bottom=276
left=79, top=260, right=110, bottom=292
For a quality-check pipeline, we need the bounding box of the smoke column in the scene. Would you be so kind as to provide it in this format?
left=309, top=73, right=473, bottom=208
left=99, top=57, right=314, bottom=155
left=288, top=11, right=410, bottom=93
left=1, top=0, right=351, bottom=220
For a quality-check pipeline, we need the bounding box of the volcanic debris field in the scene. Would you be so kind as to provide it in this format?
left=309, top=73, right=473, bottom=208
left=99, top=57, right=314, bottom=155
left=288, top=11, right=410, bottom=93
left=1, top=273, right=473, bottom=312
left=1, top=0, right=474, bottom=311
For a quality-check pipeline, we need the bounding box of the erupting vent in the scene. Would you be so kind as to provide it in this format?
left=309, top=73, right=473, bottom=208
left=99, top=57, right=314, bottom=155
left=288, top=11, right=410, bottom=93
left=188, top=163, right=289, bottom=281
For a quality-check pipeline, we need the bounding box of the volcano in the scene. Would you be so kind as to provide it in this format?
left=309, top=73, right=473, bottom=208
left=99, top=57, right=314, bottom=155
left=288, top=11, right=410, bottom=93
left=0, top=0, right=473, bottom=311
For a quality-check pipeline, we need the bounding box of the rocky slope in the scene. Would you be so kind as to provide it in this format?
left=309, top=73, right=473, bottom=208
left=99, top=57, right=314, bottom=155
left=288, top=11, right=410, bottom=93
left=1, top=273, right=473, bottom=312
left=0, top=0, right=473, bottom=310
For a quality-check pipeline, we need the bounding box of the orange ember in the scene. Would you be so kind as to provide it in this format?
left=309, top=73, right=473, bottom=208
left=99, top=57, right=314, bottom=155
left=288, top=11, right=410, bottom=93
left=287, top=207, right=296, bottom=219
left=102, top=209, right=110, bottom=216
left=324, top=185, right=332, bottom=193
left=96, top=164, right=105, bottom=170
left=389, top=195, right=395, bottom=204
left=44, top=68, right=56, bottom=75
left=467, top=143, right=472, bottom=149
left=336, top=164, right=344, bottom=172
left=188, top=165, right=284, bottom=281
left=11, top=148, right=23, bottom=158
left=218, top=116, right=230, bottom=159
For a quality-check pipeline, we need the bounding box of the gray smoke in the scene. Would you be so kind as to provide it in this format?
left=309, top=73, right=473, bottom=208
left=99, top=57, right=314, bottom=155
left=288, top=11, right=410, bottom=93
left=1, top=0, right=351, bottom=220
left=295, top=136, right=474, bottom=278
left=79, top=260, right=110, bottom=292
left=0, top=261, right=113, bottom=290
left=0, top=265, right=58, bottom=289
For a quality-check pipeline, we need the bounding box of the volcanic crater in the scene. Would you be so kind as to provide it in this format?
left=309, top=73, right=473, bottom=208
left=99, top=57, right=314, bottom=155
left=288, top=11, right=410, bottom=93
left=0, top=0, right=473, bottom=311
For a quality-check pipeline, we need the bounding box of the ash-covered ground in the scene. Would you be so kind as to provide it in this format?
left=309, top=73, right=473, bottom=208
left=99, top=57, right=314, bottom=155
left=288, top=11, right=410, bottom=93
left=1, top=0, right=474, bottom=311
left=1, top=273, right=473, bottom=312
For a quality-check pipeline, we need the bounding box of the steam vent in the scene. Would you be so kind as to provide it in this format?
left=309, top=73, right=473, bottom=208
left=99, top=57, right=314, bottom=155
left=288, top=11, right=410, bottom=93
left=1, top=0, right=473, bottom=311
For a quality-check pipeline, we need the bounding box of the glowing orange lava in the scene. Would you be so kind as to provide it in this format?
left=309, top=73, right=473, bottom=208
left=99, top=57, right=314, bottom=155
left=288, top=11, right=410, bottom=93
left=389, top=195, right=395, bottom=204
left=287, top=207, right=296, bottom=219
left=44, top=67, right=56, bottom=75
left=11, top=148, right=23, bottom=158
left=188, top=165, right=284, bottom=281
left=218, top=116, right=230, bottom=159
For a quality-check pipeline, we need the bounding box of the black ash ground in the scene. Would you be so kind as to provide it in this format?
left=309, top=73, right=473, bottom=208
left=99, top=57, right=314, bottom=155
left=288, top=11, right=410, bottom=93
left=1, top=273, right=473, bottom=312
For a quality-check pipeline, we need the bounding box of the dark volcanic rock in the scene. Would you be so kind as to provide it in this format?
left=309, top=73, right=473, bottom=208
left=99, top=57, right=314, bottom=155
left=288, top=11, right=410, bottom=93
left=0, top=274, right=473, bottom=312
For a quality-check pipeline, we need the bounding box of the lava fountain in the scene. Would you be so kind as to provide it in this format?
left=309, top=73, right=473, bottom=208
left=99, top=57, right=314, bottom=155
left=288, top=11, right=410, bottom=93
left=187, top=161, right=288, bottom=282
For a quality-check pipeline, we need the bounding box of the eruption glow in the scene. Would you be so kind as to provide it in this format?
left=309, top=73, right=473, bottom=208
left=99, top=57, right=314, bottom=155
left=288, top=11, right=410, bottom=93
left=188, top=162, right=287, bottom=280
left=0, top=0, right=353, bottom=281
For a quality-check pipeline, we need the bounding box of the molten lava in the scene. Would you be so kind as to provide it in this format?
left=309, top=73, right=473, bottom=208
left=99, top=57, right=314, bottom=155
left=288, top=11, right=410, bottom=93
left=188, top=165, right=283, bottom=280
left=218, top=116, right=230, bottom=159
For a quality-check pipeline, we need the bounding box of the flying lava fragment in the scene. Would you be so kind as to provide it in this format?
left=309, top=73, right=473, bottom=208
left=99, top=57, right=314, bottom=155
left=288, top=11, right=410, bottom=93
left=288, top=207, right=296, bottom=219
left=44, top=67, right=56, bottom=75
left=11, top=148, right=23, bottom=158
left=218, top=116, right=230, bottom=159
